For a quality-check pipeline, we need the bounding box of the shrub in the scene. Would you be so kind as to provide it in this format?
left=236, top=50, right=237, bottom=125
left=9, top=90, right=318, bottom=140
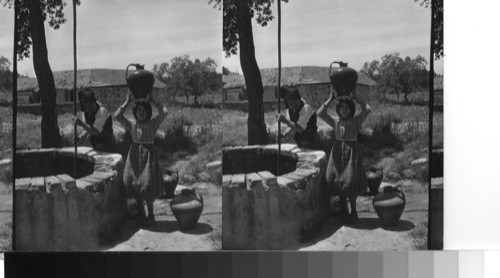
left=0, top=165, right=12, bottom=189
left=362, top=113, right=403, bottom=151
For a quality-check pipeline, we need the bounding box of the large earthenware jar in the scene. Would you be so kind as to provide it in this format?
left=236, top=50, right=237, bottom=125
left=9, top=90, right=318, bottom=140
left=170, top=189, right=204, bottom=230
left=366, top=166, right=383, bottom=194
left=372, top=186, right=406, bottom=227
left=329, top=61, right=358, bottom=97
left=125, top=63, right=155, bottom=99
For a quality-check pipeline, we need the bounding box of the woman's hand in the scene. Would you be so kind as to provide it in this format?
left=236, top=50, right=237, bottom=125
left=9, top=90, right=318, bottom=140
left=73, top=116, right=84, bottom=127
left=277, top=113, right=287, bottom=123
left=127, top=91, right=134, bottom=103
left=329, top=86, right=337, bottom=100
left=149, top=93, right=160, bottom=106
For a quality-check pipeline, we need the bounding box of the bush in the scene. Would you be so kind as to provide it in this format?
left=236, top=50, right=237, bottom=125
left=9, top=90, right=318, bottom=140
left=361, top=113, right=403, bottom=151
left=0, top=165, right=12, bottom=189
left=155, top=115, right=195, bottom=153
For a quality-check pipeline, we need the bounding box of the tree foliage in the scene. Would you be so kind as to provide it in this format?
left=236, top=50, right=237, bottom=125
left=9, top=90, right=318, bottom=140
left=210, top=0, right=288, bottom=57
left=2, top=0, right=80, bottom=60
left=361, top=53, right=429, bottom=103
left=0, top=56, right=12, bottom=91
left=1, top=0, right=80, bottom=147
left=414, top=0, right=443, bottom=59
left=360, top=60, right=380, bottom=81
left=153, top=55, right=221, bottom=106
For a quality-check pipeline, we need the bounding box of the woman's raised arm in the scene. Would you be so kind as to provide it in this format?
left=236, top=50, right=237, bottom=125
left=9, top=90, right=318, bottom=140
left=317, top=86, right=338, bottom=128
left=114, top=91, right=134, bottom=132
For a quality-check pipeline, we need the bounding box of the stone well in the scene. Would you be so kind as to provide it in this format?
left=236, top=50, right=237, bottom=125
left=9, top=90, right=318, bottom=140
left=222, top=144, right=328, bottom=250
left=14, top=147, right=127, bottom=250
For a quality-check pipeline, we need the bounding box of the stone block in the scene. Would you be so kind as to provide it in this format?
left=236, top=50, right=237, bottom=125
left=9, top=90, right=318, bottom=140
left=231, top=174, right=246, bottom=189
left=76, top=179, right=94, bottom=191
left=277, top=176, right=295, bottom=189
left=257, top=171, right=278, bottom=188
left=15, top=178, right=31, bottom=190
left=57, top=174, right=76, bottom=190
left=222, top=175, right=232, bottom=187
left=246, top=172, right=263, bottom=189
left=31, top=177, right=46, bottom=192
left=45, top=175, right=62, bottom=193
left=281, top=172, right=306, bottom=189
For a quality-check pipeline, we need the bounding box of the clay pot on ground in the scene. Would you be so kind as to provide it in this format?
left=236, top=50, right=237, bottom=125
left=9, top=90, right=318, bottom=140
left=366, top=166, right=383, bottom=194
left=125, top=63, right=155, bottom=99
left=372, top=186, right=406, bottom=227
left=170, top=189, right=204, bottom=230
left=162, top=168, right=179, bottom=199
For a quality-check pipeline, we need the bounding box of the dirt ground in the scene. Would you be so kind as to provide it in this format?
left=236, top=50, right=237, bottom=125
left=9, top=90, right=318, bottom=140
left=105, top=184, right=222, bottom=251
left=299, top=183, right=428, bottom=251
left=0, top=186, right=12, bottom=251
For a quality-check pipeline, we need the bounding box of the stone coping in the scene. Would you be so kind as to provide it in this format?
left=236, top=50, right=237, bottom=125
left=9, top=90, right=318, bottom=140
left=15, top=147, right=122, bottom=193
left=223, top=144, right=326, bottom=190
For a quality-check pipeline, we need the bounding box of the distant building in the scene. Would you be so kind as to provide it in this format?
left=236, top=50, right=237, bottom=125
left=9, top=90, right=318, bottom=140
left=222, top=66, right=377, bottom=109
left=17, top=69, right=166, bottom=110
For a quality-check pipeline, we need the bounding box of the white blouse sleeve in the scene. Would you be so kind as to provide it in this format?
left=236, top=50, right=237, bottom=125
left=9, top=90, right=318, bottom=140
left=92, top=107, right=111, bottom=133
left=296, top=104, right=315, bottom=129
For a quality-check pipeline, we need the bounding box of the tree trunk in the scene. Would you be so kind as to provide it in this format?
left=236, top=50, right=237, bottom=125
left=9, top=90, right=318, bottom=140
left=236, top=0, right=267, bottom=145
left=27, top=0, right=61, bottom=148
left=404, top=90, right=410, bottom=104
left=194, top=93, right=199, bottom=107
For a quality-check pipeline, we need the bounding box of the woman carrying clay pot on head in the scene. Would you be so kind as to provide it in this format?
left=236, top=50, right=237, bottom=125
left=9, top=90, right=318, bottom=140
left=317, top=86, right=371, bottom=222
left=114, top=92, right=168, bottom=225
left=74, top=88, right=117, bottom=153
left=277, top=87, right=318, bottom=149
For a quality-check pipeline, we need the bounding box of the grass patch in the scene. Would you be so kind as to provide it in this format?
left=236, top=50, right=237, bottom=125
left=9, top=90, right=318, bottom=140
left=410, top=220, right=428, bottom=250
left=0, top=220, right=12, bottom=251
left=208, top=224, right=222, bottom=251
left=0, top=165, right=12, bottom=192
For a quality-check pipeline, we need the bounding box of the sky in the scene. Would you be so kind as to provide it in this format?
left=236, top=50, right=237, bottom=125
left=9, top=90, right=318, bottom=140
left=0, top=0, right=222, bottom=77
left=223, top=0, right=443, bottom=75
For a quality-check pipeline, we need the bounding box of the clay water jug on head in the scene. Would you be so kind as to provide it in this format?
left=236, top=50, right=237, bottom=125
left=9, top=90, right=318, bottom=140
left=372, top=186, right=406, bottom=227
left=170, top=189, right=204, bottom=230
left=125, top=64, right=155, bottom=99
left=329, top=61, right=358, bottom=97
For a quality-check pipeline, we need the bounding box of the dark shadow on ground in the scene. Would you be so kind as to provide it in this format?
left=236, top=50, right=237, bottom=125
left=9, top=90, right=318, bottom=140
left=343, top=217, right=415, bottom=232
left=142, top=220, right=213, bottom=235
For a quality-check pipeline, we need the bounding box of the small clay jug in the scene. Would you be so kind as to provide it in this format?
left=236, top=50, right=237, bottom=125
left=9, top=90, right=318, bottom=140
left=372, top=186, right=406, bottom=227
left=329, top=61, right=358, bottom=97
left=125, top=63, right=155, bottom=99
left=162, top=169, right=179, bottom=199
left=366, top=166, right=383, bottom=194
left=170, top=189, right=204, bottom=230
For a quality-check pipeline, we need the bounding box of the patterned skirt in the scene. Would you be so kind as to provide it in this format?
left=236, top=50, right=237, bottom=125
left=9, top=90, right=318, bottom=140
left=325, top=140, right=366, bottom=199
left=123, top=143, right=164, bottom=200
